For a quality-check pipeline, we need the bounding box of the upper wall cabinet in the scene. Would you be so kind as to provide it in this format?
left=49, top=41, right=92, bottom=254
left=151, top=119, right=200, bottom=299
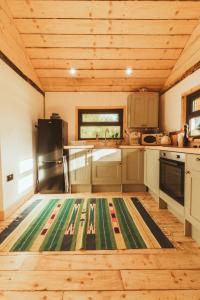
left=127, top=92, right=159, bottom=128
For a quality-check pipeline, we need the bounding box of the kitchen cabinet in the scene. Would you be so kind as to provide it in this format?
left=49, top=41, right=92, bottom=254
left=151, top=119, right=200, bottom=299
left=127, top=92, right=159, bottom=128
left=144, top=149, right=160, bottom=196
left=122, top=149, right=144, bottom=184
left=185, top=154, right=200, bottom=231
left=92, top=149, right=121, bottom=185
left=69, top=149, right=92, bottom=184
left=92, top=162, right=121, bottom=185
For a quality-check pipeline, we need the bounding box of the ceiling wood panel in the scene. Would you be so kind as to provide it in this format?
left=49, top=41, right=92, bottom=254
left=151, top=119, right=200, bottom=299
left=36, top=69, right=171, bottom=78
left=6, top=0, right=200, bottom=92
left=21, top=34, right=189, bottom=49
left=164, top=23, right=200, bottom=90
left=31, top=59, right=176, bottom=70
left=26, top=48, right=182, bottom=60
left=40, top=77, right=166, bottom=86
left=0, top=0, right=42, bottom=88
left=42, top=85, right=163, bottom=92
left=8, top=1, right=200, bottom=20
left=14, top=19, right=198, bottom=35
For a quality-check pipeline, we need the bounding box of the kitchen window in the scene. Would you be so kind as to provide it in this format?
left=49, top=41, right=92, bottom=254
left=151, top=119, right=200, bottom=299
left=78, top=108, right=124, bottom=140
left=186, top=90, right=200, bottom=137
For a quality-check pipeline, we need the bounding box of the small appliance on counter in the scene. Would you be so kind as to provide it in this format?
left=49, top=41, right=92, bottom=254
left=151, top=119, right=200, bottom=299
left=190, top=138, right=200, bottom=148
left=177, top=132, right=184, bottom=147
left=141, top=133, right=163, bottom=145
left=129, top=131, right=141, bottom=145
left=160, top=133, right=171, bottom=145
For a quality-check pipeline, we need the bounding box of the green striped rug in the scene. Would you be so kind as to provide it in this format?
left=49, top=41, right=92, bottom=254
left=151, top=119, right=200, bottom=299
left=0, top=197, right=174, bottom=251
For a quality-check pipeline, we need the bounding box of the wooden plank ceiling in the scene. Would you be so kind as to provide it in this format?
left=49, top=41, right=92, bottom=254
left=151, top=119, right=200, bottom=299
left=7, top=0, right=200, bottom=92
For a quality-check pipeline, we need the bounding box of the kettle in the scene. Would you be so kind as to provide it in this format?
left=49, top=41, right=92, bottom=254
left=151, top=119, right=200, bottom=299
left=160, top=133, right=171, bottom=145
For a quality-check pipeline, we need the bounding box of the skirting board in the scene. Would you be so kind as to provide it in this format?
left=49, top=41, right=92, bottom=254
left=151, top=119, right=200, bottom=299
left=0, top=190, right=34, bottom=221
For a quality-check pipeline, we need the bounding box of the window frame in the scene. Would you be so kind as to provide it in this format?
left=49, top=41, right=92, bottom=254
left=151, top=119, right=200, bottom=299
left=186, top=89, right=200, bottom=137
left=77, top=108, right=124, bottom=140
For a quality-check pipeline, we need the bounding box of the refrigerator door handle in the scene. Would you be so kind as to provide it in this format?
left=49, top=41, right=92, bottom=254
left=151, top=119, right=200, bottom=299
left=43, top=160, right=63, bottom=164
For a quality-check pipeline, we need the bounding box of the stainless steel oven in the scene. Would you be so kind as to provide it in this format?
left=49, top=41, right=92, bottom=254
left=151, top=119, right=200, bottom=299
left=159, top=151, right=185, bottom=206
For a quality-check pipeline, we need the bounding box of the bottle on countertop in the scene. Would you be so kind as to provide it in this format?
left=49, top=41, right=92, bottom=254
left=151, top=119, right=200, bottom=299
left=183, top=124, right=189, bottom=147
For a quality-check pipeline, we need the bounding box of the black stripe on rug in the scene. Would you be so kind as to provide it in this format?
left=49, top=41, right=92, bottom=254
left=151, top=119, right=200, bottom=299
left=131, top=197, right=174, bottom=248
left=0, top=199, right=42, bottom=244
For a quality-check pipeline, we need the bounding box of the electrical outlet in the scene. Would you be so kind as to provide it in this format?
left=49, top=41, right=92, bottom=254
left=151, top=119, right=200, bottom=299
left=7, top=174, right=14, bottom=182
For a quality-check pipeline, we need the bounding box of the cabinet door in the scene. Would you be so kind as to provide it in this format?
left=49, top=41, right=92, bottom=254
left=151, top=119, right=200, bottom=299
left=185, top=154, right=200, bottom=229
left=144, top=149, right=160, bottom=195
left=127, top=92, right=158, bottom=128
left=69, top=149, right=91, bottom=184
left=122, top=149, right=144, bottom=184
left=92, top=162, right=121, bottom=185
left=147, top=93, right=159, bottom=128
left=127, top=93, right=147, bottom=128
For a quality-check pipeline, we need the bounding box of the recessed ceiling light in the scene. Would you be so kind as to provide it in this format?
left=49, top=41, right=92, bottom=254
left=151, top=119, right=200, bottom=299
left=125, top=67, right=133, bottom=76
left=69, top=67, right=77, bottom=76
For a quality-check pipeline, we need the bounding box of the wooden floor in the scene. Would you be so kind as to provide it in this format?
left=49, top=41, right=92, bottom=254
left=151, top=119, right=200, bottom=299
left=0, top=192, right=200, bottom=300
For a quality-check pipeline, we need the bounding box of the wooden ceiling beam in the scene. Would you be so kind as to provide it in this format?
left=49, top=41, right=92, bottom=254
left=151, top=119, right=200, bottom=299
left=21, top=34, right=189, bottom=49
left=8, top=1, right=200, bottom=20
left=14, top=19, right=198, bottom=35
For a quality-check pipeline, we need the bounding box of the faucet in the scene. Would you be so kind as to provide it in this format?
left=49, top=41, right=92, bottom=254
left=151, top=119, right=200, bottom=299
left=105, top=128, right=109, bottom=143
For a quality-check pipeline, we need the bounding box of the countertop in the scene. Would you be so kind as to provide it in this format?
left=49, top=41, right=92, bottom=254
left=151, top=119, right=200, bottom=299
left=64, top=144, right=200, bottom=154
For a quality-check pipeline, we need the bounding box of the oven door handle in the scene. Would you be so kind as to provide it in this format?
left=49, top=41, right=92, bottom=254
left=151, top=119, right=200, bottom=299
left=159, top=158, right=182, bottom=167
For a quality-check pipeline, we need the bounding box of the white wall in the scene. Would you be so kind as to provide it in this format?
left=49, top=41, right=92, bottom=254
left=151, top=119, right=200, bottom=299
left=0, top=60, right=43, bottom=216
left=160, top=69, right=200, bottom=132
left=45, top=92, right=129, bottom=142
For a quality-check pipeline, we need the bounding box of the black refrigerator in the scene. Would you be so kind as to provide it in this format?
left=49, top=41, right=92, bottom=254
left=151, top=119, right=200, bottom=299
left=37, top=118, right=68, bottom=193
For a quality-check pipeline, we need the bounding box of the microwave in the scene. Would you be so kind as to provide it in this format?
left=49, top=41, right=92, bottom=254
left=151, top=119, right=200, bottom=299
left=141, top=133, right=163, bottom=145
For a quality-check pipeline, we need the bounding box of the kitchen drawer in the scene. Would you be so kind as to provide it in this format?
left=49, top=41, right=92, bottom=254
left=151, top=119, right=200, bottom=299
left=186, top=154, right=200, bottom=172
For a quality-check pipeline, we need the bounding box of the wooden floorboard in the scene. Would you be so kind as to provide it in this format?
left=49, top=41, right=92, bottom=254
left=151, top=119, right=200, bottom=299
left=0, top=193, right=199, bottom=298
left=0, top=270, right=123, bottom=291
left=121, top=270, right=200, bottom=290
left=19, top=253, right=200, bottom=271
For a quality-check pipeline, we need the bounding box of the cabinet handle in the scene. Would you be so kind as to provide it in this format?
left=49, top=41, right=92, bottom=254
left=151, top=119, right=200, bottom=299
left=185, top=170, right=190, bottom=174
left=196, top=157, right=200, bottom=161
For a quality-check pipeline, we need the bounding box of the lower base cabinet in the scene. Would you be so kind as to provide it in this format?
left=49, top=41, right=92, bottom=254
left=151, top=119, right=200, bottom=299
left=92, top=162, right=122, bottom=185
left=69, top=149, right=92, bottom=185
left=122, top=149, right=144, bottom=184
left=144, top=149, right=160, bottom=196
left=185, top=154, right=200, bottom=231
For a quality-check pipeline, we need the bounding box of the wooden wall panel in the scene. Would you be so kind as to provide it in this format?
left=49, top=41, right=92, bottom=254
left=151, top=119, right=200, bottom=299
left=0, top=0, right=42, bottom=88
left=8, top=1, right=200, bottom=20
left=14, top=19, right=198, bottom=35
left=26, top=48, right=182, bottom=60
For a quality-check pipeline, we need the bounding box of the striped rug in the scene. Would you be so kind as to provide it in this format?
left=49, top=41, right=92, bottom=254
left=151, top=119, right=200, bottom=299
left=0, top=197, right=174, bottom=251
